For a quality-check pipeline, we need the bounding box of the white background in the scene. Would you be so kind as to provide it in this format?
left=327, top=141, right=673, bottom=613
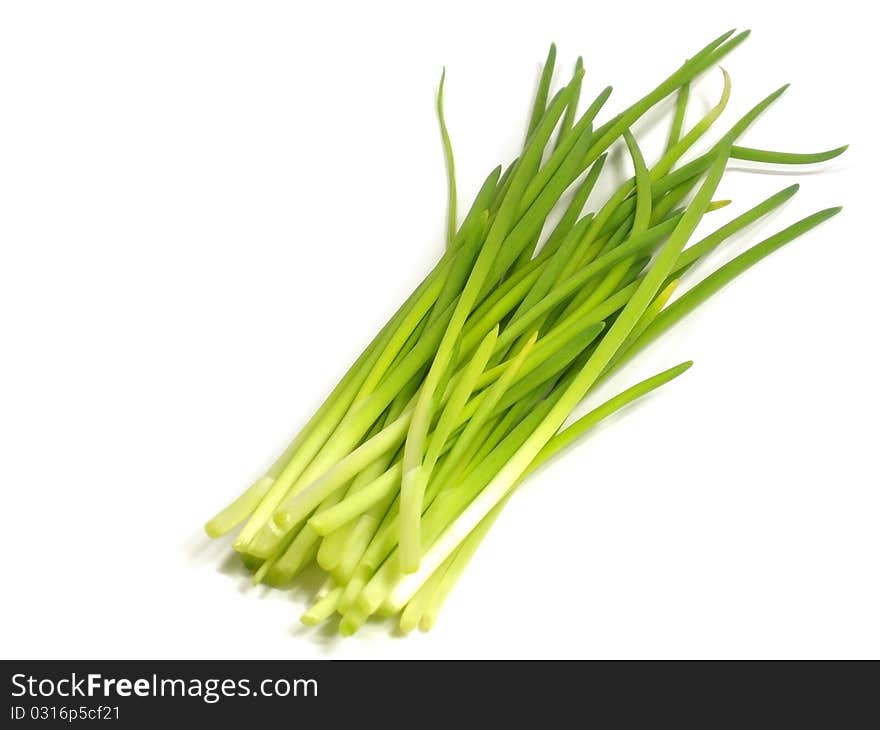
left=1, top=1, right=877, bottom=659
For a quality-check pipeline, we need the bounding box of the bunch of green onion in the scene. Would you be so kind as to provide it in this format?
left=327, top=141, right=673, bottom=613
left=205, top=29, right=845, bottom=635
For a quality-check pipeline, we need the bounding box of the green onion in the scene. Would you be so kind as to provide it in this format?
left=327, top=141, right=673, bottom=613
left=436, top=68, right=457, bottom=249
left=526, top=43, right=558, bottom=141
left=204, top=30, right=845, bottom=635
left=666, top=76, right=690, bottom=151
left=731, top=144, right=848, bottom=164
